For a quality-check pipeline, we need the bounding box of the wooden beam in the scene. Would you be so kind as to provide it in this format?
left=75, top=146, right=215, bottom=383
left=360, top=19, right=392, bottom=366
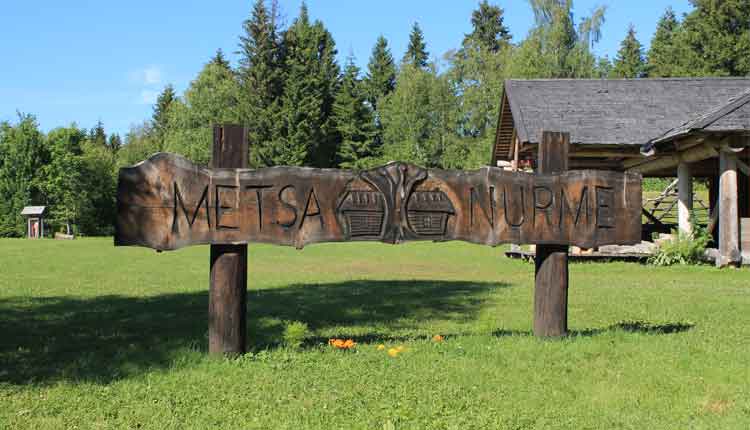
left=718, top=150, right=741, bottom=267
left=677, top=162, right=693, bottom=235
left=626, top=143, right=719, bottom=174
left=534, top=131, right=569, bottom=338
left=209, top=125, right=249, bottom=356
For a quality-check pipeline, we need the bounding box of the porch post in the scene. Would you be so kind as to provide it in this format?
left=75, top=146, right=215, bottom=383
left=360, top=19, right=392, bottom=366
left=718, top=149, right=740, bottom=267
left=677, top=162, right=693, bottom=235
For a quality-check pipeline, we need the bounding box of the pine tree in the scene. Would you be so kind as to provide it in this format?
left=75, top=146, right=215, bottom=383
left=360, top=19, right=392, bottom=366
left=333, top=57, right=375, bottom=168
left=403, top=22, right=429, bottom=68
left=238, top=0, right=284, bottom=166
left=211, top=48, right=231, bottom=69
left=678, top=0, right=750, bottom=76
left=152, top=84, right=176, bottom=150
left=276, top=3, right=340, bottom=167
left=364, top=35, right=396, bottom=111
left=464, top=0, right=511, bottom=52
left=89, top=120, right=107, bottom=147
left=612, top=24, right=646, bottom=78
left=107, top=133, right=122, bottom=154
left=647, top=8, right=681, bottom=77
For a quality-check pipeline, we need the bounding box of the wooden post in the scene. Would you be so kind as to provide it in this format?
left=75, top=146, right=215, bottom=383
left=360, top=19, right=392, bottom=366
left=677, top=162, right=693, bottom=235
left=534, top=131, right=569, bottom=338
left=718, top=148, right=741, bottom=267
left=209, top=125, right=249, bottom=356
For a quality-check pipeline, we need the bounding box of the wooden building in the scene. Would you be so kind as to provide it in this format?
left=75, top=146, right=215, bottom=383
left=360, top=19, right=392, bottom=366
left=492, top=78, right=750, bottom=266
left=21, top=206, right=46, bottom=239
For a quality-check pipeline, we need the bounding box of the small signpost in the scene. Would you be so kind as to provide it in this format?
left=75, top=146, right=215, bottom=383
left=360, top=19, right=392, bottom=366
left=115, top=126, right=642, bottom=354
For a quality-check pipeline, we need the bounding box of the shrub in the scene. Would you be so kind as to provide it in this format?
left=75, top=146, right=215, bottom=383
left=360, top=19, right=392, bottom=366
left=649, top=222, right=711, bottom=266
left=282, top=321, right=310, bottom=349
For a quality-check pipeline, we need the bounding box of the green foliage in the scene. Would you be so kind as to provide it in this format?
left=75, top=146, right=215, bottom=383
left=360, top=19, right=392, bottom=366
left=403, top=22, right=429, bottom=69
left=117, top=122, right=160, bottom=168
left=238, top=0, right=284, bottom=167
left=0, top=114, right=48, bottom=237
left=611, top=25, right=646, bottom=78
left=508, top=0, right=605, bottom=78
left=274, top=4, right=340, bottom=167
left=464, top=0, right=511, bottom=53
left=152, top=84, right=176, bottom=151
left=333, top=57, right=377, bottom=168
left=282, top=321, right=310, bottom=349
left=647, top=7, right=682, bottom=77
left=649, top=223, right=712, bottom=266
left=364, top=35, right=396, bottom=111
left=163, top=59, right=241, bottom=165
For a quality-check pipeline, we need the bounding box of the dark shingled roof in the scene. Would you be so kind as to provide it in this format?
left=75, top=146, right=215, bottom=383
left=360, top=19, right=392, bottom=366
left=495, top=78, right=750, bottom=159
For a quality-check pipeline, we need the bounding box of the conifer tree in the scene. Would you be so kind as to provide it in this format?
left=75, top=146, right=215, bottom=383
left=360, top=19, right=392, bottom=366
left=107, top=133, right=122, bottom=154
left=464, top=0, right=511, bottom=52
left=647, top=7, right=681, bottom=77
left=333, top=57, right=375, bottom=168
left=403, top=22, right=429, bottom=68
left=612, top=24, right=646, bottom=78
left=276, top=3, right=340, bottom=167
left=678, top=0, right=750, bottom=76
left=238, top=0, right=284, bottom=166
left=152, top=84, right=176, bottom=150
left=364, top=35, right=396, bottom=111
left=89, top=120, right=107, bottom=147
left=211, top=48, right=231, bottom=69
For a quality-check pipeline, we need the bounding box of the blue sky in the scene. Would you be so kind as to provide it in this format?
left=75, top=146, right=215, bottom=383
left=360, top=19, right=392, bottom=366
left=0, top=0, right=692, bottom=138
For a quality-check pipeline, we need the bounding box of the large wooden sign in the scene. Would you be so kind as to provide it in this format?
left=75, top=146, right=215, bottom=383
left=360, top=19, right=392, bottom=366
left=115, top=153, right=641, bottom=251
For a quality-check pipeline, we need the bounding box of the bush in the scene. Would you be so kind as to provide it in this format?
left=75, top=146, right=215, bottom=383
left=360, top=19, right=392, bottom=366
left=648, top=222, right=711, bottom=266
left=282, top=321, right=310, bottom=349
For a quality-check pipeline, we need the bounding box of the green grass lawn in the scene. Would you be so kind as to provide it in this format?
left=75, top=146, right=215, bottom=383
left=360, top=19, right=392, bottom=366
left=1, top=238, right=749, bottom=429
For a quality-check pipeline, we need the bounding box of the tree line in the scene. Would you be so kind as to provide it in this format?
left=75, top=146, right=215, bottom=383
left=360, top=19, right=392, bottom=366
left=1, top=0, right=747, bottom=237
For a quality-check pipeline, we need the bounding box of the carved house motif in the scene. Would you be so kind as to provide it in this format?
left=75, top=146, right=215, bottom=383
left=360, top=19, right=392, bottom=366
left=338, top=190, right=386, bottom=237
left=406, top=191, right=455, bottom=236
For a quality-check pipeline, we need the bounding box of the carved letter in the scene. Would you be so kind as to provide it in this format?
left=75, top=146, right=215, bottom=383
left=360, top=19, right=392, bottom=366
left=560, top=186, right=590, bottom=228
left=277, top=185, right=298, bottom=229
left=246, top=184, right=273, bottom=230
left=172, top=182, right=210, bottom=232
left=299, top=188, right=324, bottom=230
left=470, top=186, right=495, bottom=229
left=533, top=186, right=554, bottom=227
left=215, top=184, right=238, bottom=230
left=502, top=185, right=525, bottom=227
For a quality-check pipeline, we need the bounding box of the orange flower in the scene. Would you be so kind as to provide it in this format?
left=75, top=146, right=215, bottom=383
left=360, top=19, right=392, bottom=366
left=328, top=338, right=356, bottom=350
left=432, top=335, right=445, bottom=342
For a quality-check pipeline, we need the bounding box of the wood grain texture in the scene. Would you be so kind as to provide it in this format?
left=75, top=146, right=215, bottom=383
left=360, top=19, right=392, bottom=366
left=115, top=153, right=642, bottom=250
left=208, top=125, right=248, bottom=357
left=534, top=131, right=570, bottom=338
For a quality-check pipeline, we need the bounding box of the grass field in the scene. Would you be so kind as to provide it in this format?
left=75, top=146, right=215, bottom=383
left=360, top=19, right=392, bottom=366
left=1, top=238, right=749, bottom=429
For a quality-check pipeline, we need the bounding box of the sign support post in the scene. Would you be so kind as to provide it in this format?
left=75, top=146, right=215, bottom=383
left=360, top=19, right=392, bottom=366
left=208, top=125, right=248, bottom=356
left=534, top=131, right=570, bottom=338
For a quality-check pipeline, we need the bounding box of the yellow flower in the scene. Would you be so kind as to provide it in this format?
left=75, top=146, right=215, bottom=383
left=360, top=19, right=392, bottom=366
left=396, top=345, right=405, bottom=352
left=328, top=338, right=356, bottom=350
left=387, top=348, right=400, bottom=358
left=377, top=344, right=386, bottom=351
left=432, top=335, right=445, bottom=342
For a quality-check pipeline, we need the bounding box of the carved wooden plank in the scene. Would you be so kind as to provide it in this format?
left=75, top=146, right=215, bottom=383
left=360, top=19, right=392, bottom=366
left=115, top=153, right=642, bottom=250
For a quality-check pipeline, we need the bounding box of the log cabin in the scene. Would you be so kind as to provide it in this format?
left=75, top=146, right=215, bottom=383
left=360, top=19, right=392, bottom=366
left=492, top=78, right=750, bottom=267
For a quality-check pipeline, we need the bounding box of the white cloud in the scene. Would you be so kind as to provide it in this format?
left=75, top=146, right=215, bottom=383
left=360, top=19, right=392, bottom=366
left=130, top=66, right=162, bottom=86
left=139, top=90, right=159, bottom=105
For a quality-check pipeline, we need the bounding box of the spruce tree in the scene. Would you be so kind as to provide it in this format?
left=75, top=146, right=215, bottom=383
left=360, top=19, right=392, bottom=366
left=238, top=0, right=284, bottom=166
left=333, top=57, right=375, bottom=168
left=464, top=0, right=511, bottom=52
left=612, top=24, right=646, bottom=78
left=152, top=84, right=176, bottom=151
left=364, top=35, right=396, bottom=111
left=89, top=120, right=107, bottom=147
left=211, top=48, right=231, bottom=69
left=647, top=7, right=681, bottom=77
left=277, top=3, right=340, bottom=167
left=107, top=133, right=122, bottom=154
left=403, top=22, right=429, bottom=68
left=678, top=0, right=750, bottom=76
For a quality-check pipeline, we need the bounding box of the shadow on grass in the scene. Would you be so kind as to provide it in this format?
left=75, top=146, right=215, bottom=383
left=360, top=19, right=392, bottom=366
left=0, top=280, right=504, bottom=385
left=492, top=320, right=694, bottom=338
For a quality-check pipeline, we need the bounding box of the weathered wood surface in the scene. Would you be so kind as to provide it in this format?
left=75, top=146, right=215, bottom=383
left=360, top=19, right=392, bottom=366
left=534, top=131, right=570, bottom=338
left=115, top=153, right=642, bottom=250
left=208, top=125, right=248, bottom=356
